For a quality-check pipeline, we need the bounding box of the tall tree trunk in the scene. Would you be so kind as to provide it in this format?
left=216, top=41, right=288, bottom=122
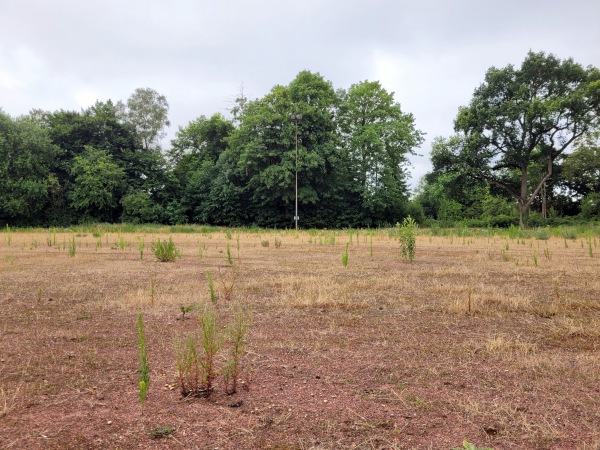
left=541, top=182, right=547, bottom=220
left=519, top=164, right=528, bottom=228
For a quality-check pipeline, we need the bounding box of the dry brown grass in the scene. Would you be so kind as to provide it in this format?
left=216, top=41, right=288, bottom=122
left=1, top=228, right=599, bottom=449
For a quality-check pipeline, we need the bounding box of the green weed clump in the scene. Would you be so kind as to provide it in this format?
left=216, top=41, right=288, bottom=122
left=398, top=216, right=417, bottom=263
left=138, top=239, right=145, bottom=261
left=175, top=301, right=251, bottom=398
left=223, top=301, right=251, bottom=395
left=151, top=237, right=180, bottom=262
left=341, top=242, right=349, bottom=267
left=176, top=304, right=221, bottom=397
left=68, top=235, right=76, bottom=257
left=198, top=305, right=220, bottom=392
left=206, top=270, right=216, bottom=304
left=534, top=227, right=551, bottom=240
left=560, top=227, right=577, bottom=240
left=226, top=241, right=233, bottom=265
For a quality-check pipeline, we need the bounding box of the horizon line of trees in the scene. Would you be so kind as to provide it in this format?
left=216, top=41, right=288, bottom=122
left=1, top=52, right=599, bottom=229
left=0, top=73, right=426, bottom=228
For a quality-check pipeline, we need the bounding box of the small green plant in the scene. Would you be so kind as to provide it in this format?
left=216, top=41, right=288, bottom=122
left=206, top=270, right=216, bottom=304
left=68, top=235, right=76, bottom=257
left=533, top=251, right=538, bottom=267
left=274, top=236, right=282, bottom=248
left=341, top=242, right=349, bottom=267
left=137, top=313, right=150, bottom=408
left=452, top=440, right=494, bottom=450
left=138, top=239, right=145, bottom=261
left=261, top=240, right=269, bottom=247
left=179, top=304, right=194, bottom=319
left=398, top=216, right=417, bottom=263
left=118, top=233, right=126, bottom=250
left=151, top=237, right=181, bottom=262
left=370, top=234, right=373, bottom=257
left=543, top=248, right=550, bottom=260
left=226, top=241, right=233, bottom=265
left=176, top=304, right=222, bottom=397
left=501, top=250, right=510, bottom=261
left=589, top=239, right=594, bottom=258
left=223, top=301, right=251, bottom=395
left=175, top=334, right=201, bottom=396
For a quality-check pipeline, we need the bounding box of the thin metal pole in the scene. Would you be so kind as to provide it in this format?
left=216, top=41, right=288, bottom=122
left=295, top=119, right=298, bottom=230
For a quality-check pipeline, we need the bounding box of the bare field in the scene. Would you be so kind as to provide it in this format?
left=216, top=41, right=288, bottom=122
left=1, top=229, right=599, bottom=449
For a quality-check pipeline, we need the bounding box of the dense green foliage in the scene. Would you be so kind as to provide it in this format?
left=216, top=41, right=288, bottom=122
left=415, top=52, right=600, bottom=227
left=1, top=54, right=599, bottom=228
left=1, top=72, right=423, bottom=228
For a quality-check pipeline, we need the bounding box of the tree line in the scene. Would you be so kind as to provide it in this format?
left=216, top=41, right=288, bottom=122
left=1, top=52, right=599, bottom=229
left=416, top=51, right=600, bottom=227
left=0, top=72, right=424, bottom=228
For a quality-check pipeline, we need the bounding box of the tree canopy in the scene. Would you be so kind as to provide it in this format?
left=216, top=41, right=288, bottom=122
left=453, top=51, right=600, bottom=226
left=2, top=55, right=600, bottom=229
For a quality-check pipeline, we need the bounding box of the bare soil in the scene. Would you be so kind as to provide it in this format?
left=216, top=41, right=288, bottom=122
left=1, top=229, right=599, bottom=449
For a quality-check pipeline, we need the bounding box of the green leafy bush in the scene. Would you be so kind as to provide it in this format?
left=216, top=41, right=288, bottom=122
left=398, top=216, right=417, bottom=263
left=151, top=237, right=180, bottom=262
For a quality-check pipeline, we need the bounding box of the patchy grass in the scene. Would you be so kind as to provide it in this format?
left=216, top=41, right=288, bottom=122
left=0, top=228, right=599, bottom=449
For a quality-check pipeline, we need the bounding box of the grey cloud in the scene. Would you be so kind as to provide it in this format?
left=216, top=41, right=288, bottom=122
left=1, top=0, right=599, bottom=188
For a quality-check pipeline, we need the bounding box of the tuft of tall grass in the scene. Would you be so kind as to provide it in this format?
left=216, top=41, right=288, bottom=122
left=223, top=301, right=251, bottom=395
left=341, top=242, right=349, bottom=267
left=68, top=235, right=76, bottom=257
left=398, top=216, right=417, bottom=263
left=176, top=304, right=221, bottom=397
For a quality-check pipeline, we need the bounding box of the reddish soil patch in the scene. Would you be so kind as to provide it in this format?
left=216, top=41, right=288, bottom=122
left=1, top=230, right=599, bottom=449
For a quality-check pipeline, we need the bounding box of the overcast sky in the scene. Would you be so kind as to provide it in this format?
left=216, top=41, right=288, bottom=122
left=1, top=0, right=599, bottom=190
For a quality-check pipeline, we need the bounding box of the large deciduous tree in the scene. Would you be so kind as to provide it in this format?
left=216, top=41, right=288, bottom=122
left=118, top=87, right=170, bottom=151
left=455, top=51, right=600, bottom=227
left=561, top=131, right=600, bottom=198
left=0, top=111, right=59, bottom=225
left=223, top=71, right=343, bottom=227
left=68, top=146, right=126, bottom=221
left=170, top=114, right=234, bottom=223
left=337, top=81, right=423, bottom=225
